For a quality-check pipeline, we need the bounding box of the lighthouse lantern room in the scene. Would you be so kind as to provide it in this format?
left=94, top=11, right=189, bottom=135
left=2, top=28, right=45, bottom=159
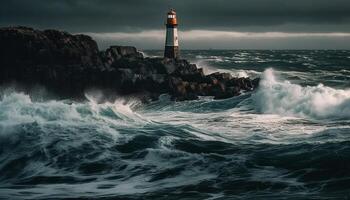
left=164, top=9, right=180, bottom=59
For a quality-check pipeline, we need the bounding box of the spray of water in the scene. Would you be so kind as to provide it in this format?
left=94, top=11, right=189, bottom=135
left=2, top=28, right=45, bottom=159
left=253, top=68, right=350, bottom=119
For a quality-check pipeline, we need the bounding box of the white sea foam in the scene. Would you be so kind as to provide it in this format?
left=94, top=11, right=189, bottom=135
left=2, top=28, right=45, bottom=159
left=194, top=59, right=223, bottom=75
left=0, top=91, right=146, bottom=137
left=253, top=68, right=350, bottom=119
left=0, top=92, right=80, bottom=127
left=194, top=59, right=259, bottom=78
left=84, top=92, right=147, bottom=125
left=231, top=69, right=261, bottom=78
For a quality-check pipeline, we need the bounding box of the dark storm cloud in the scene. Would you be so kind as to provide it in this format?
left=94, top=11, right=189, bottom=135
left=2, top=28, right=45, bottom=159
left=1, top=0, right=350, bottom=32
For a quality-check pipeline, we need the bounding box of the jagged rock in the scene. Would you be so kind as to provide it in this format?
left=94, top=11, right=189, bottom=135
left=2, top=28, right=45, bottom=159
left=0, top=27, right=103, bottom=68
left=0, top=26, right=260, bottom=101
left=207, top=72, right=232, bottom=82
left=102, top=46, right=143, bottom=67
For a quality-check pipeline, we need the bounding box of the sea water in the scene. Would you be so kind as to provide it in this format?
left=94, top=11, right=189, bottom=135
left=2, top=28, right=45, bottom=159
left=0, top=50, right=349, bottom=199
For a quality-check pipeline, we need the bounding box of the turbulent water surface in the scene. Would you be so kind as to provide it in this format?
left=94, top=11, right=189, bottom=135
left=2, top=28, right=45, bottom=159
left=1, top=50, right=350, bottom=199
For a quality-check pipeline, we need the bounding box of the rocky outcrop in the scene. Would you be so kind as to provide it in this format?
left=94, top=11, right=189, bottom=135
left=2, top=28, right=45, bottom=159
left=0, top=27, right=259, bottom=101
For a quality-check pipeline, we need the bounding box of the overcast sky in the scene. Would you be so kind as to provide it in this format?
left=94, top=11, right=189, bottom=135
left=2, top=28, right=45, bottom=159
left=1, top=0, right=350, bottom=49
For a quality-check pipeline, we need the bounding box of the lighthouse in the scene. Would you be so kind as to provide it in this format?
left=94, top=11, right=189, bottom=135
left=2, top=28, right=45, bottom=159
left=164, top=9, right=180, bottom=59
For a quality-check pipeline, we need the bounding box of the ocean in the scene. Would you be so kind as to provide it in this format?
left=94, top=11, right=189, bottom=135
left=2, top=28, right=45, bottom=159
left=0, top=50, right=350, bottom=199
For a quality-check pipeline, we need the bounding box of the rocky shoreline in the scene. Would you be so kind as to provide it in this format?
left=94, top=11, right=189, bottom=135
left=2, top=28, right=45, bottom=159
left=0, top=27, right=259, bottom=101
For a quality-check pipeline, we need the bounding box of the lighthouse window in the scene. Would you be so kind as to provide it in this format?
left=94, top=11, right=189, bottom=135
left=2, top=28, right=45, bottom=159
left=168, top=15, right=175, bottom=18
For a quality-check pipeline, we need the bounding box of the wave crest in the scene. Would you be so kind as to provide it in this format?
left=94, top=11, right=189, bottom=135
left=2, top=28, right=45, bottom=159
left=0, top=91, right=147, bottom=136
left=253, top=68, right=350, bottom=119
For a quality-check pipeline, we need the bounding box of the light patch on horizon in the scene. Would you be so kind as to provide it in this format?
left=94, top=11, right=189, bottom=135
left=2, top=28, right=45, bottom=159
left=85, top=30, right=350, bottom=50
left=87, top=30, right=350, bottom=39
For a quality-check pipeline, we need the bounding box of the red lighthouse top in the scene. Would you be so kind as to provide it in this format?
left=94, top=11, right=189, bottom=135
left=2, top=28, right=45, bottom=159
left=167, top=9, right=178, bottom=26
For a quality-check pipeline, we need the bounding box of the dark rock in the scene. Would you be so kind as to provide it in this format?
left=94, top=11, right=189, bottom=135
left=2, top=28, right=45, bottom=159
left=0, top=26, right=260, bottom=101
left=207, top=72, right=232, bottom=82
left=102, top=46, right=143, bottom=68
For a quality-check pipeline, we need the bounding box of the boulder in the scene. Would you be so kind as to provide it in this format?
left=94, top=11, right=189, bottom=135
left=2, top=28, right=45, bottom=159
left=0, top=26, right=260, bottom=101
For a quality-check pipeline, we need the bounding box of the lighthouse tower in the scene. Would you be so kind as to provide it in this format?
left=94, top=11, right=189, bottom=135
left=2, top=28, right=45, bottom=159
left=164, top=9, right=180, bottom=59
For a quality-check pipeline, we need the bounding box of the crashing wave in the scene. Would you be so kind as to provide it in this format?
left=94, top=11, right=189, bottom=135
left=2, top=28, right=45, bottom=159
left=253, top=68, right=350, bottom=119
left=0, top=91, right=147, bottom=135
